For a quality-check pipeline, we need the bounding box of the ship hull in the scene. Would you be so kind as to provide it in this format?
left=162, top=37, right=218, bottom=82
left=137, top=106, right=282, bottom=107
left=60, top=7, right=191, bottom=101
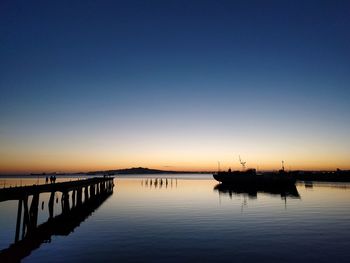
left=213, top=172, right=296, bottom=186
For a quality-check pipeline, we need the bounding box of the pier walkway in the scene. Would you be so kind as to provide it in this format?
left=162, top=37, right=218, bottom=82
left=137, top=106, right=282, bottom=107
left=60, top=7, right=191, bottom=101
left=0, top=177, right=113, bottom=202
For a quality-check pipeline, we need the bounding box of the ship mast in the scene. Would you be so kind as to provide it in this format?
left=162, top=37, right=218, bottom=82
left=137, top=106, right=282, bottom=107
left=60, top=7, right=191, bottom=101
left=239, top=155, right=246, bottom=171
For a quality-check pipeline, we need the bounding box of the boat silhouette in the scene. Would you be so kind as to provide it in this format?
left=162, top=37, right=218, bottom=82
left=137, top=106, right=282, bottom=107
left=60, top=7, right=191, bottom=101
left=213, top=168, right=296, bottom=186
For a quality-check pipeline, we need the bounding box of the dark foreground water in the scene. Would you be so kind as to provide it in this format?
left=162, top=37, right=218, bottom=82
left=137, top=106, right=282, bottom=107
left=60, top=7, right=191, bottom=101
left=1, top=174, right=350, bottom=262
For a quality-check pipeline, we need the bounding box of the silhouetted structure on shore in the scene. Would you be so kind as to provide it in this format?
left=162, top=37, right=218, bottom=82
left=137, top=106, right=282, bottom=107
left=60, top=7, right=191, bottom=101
left=290, top=169, right=350, bottom=182
left=86, top=167, right=210, bottom=175
left=0, top=177, right=114, bottom=263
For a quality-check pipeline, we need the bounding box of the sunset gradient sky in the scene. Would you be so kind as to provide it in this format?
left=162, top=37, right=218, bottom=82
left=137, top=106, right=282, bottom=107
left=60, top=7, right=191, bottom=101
left=1, top=0, right=350, bottom=174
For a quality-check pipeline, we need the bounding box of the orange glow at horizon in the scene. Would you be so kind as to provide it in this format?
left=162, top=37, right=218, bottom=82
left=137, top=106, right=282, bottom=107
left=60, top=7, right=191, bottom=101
left=1, top=122, right=350, bottom=174
left=1, top=152, right=349, bottom=174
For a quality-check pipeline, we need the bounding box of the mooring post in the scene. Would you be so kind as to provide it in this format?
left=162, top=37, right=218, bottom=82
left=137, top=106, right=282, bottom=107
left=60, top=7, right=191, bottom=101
left=77, top=187, right=82, bottom=206
left=84, top=186, right=89, bottom=202
left=15, top=199, right=23, bottom=242
left=49, top=191, right=55, bottom=219
left=29, top=193, right=40, bottom=230
left=22, top=196, right=29, bottom=239
left=109, top=179, right=113, bottom=191
left=72, top=189, right=76, bottom=208
left=62, top=191, right=70, bottom=214
left=90, top=184, right=94, bottom=197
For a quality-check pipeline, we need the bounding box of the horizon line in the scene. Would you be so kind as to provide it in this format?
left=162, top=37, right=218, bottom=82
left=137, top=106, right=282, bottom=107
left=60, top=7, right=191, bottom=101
left=1, top=166, right=349, bottom=176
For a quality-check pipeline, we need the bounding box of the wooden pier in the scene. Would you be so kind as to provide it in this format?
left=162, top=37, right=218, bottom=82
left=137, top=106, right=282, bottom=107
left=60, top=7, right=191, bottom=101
left=0, top=177, right=114, bottom=250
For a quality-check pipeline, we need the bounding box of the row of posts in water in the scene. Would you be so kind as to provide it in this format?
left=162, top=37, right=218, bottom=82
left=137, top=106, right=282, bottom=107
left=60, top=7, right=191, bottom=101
left=141, top=178, right=178, bottom=188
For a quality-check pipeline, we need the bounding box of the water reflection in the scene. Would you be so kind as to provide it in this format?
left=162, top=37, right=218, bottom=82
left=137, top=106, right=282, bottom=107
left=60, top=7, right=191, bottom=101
left=0, top=180, right=114, bottom=263
left=1, top=176, right=350, bottom=263
left=214, top=183, right=300, bottom=199
left=302, top=181, right=350, bottom=189
left=304, top=181, right=314, bottom=188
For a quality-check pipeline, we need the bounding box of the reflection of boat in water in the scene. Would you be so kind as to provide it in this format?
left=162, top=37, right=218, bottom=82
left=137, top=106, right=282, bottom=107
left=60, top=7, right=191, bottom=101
left=214, top=183, right=300, bottom=198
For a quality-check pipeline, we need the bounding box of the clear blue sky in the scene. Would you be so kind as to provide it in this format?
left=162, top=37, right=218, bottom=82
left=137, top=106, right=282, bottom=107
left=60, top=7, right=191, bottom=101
left=1, top=0, right=350, bottom=173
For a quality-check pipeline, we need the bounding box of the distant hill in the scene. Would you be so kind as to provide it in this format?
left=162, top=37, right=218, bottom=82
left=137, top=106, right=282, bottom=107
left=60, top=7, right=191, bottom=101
left=86, top=167, right=205, bottom=175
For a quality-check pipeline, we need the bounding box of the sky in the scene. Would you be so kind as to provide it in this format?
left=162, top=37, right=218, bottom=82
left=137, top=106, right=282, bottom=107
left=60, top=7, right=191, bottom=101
left=1, top=0, right=350, bottom=174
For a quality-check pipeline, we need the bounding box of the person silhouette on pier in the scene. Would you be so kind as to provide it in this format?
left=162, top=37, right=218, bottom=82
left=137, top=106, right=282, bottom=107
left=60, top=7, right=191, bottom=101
left=49, top=176, right=57, bottom=183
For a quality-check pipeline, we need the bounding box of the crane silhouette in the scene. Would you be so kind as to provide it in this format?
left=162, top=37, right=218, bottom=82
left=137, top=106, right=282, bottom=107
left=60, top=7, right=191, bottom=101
left=239, top=156, right=246, bottom=170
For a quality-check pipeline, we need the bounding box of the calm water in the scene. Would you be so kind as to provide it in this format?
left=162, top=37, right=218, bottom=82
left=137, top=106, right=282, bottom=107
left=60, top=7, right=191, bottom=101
left=1, top=174, right=350, bottom=262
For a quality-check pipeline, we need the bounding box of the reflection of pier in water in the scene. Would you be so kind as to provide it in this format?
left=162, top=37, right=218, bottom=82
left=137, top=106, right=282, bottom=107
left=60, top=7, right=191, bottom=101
left=214, top=183, right=300, bottom=199
left=0, top=177, right=114, bottom=263
left=141, top=178, right=177, bottom=189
